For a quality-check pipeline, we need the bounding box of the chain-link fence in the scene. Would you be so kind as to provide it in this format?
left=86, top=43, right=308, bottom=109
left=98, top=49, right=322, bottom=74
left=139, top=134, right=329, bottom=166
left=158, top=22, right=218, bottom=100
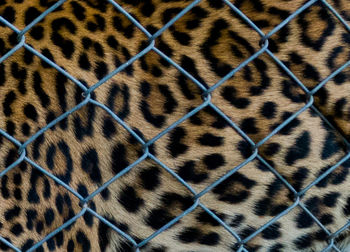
left=0, top=0, right=349, bottom=251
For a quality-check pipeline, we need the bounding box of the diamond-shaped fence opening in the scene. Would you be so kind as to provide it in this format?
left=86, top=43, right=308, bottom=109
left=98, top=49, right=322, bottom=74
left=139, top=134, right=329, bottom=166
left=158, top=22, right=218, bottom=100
left=0, top=0, right=349, bottom=251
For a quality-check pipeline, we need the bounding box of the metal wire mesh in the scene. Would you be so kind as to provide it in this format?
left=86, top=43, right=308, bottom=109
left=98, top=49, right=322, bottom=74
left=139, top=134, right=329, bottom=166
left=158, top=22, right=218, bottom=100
left=0, top=0, right=349, bottom=251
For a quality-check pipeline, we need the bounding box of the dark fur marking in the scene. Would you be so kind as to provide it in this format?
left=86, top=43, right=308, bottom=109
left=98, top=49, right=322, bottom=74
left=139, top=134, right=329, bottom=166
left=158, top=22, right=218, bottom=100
left=285, top=131, right=310, bottom=165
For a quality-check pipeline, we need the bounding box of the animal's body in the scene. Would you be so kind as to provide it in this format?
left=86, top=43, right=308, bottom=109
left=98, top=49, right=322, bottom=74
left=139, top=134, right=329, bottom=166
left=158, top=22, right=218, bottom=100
left=0, top=0, right=349, bottom=251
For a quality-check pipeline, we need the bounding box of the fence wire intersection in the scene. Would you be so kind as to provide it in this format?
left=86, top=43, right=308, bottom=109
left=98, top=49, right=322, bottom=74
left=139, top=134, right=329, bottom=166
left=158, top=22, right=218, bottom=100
left=0, top=0, right=349, bottom=251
